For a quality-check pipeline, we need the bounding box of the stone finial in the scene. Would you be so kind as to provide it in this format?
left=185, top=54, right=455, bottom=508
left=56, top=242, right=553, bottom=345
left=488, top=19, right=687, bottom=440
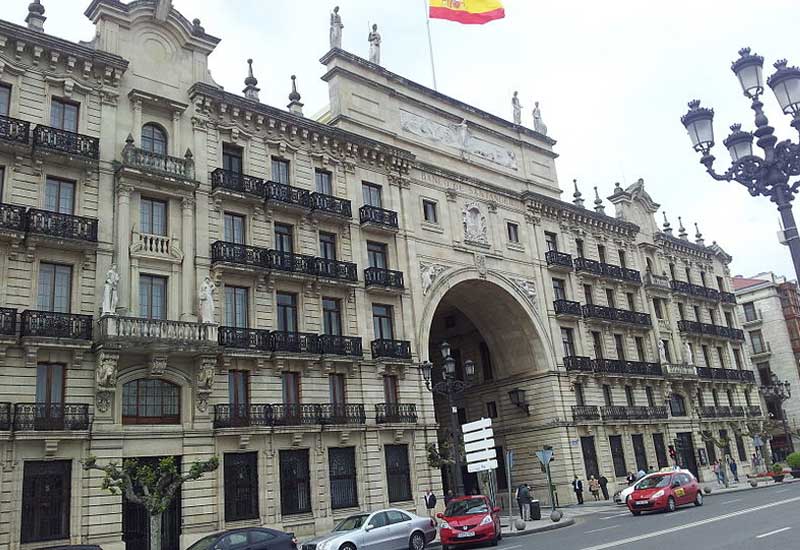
left=662, top=212, right=673, bottom=235
left=572, top=179, right=585, bottom=208
left=192, top=18, right=205, bottom=35
left=287, top=75, right=304, bottom=116
left=25, top=0, right=46, bottom=32
left=677, top=216, right=688, bottom=240
left=593, top=186, right=605, bottom=214
left=243, top=59, right=260, bottom=101
left=694, top=222, right=705, bottom=246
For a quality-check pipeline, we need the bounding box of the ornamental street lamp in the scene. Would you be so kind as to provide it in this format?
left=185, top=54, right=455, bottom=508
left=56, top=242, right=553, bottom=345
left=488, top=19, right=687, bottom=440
left=680, top=48, right=800, bottom=281
left=760, top=373, right=794, bottom=458
left=419, top=341, right=475, bottom=496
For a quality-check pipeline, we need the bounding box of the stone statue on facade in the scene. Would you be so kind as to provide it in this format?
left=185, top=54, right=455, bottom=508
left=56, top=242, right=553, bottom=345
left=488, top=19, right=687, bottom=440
left=329, top=6, right=343, bottom=49
left=684, top=341, right=694, bottom=365
left=463, top=203, right=488, bottom=244
left=658, top=339, right=668, bottom=364
left=512, top=91, right=522, bottom=125
left=199, top=276, right=215, bottom=324
left=101, top=264, right=119, bottom=316
left=533, top=101, right=548, bottom=135
left=198, top=362, right=215, bottom=390
left=368, top=24, right=381, bottom=65
left=96, top=352, right=118, bottom=388
left=420, top=263, right=446, bottom=296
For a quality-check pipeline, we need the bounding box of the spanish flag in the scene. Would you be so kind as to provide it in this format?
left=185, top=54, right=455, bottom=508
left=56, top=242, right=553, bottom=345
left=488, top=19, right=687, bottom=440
left=429, top=0, right=505, bottom=25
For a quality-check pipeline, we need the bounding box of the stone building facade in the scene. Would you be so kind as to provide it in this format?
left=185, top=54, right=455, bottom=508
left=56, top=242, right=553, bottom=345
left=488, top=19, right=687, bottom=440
left=0, top=1, right=764, bottom=550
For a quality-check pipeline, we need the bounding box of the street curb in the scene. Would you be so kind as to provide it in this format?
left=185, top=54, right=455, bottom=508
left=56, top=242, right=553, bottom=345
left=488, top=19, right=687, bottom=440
left=426, top=517, right=576, bottom=547
left=702, top=477, right=799, bottom=497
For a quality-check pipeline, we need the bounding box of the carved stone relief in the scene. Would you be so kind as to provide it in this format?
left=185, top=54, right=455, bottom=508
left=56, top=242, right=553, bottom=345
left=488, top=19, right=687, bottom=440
left=463, top=202, right=488, bottom=245
left=419, top=263, right=447, bottom=296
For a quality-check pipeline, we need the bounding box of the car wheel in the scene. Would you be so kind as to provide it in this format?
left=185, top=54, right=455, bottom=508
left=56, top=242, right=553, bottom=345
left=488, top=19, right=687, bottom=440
left=340, top=544, right=357, bottom=550
left=631, top=510, right=641, bottom=516
left=409, top=531, right=426, bottom=550
left=666, top=497, right=676, bottom=513
left=694, top=492, right=703, bottom=506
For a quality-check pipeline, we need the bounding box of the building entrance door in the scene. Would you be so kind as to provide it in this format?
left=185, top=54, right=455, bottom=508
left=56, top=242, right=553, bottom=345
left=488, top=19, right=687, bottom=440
left=122, top=457, right=181, bottom=550
left=580, top=436, right=599, bottom=479
left=675, top=432, right=699, bottom=479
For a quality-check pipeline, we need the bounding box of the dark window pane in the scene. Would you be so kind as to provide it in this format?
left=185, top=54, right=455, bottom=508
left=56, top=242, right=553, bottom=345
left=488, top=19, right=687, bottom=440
left=320, top=232, right=337, bottom=260
left=140, top=197, right=167, bottom=236
left=224, top=453, right=259, bottom=521
left=323, top=298, right=342, bottom=336
left=223, top=143, right=243, bottom=174
left=271, top=158, right=290, bottom=184
left=316, top=170, right=333, bottom=194
left=51, top=98, right=79, bottom=132
left=224, top=213, right=246, bottom=244
left=37, top=263, right=72, bottom=313
left=122, top=379, right=180, bottom=424
left=0, top=84, right=10, bottom=116
left=609, top=435, right=627, bottom=477
left=275, top=223, right=293, bottom=253
left=277, top=292, right=298, bottom=332
left=22, top=460, right=71, bottom=543
left=367, top=241, right=388, bottom=269
left=329, top=447, right=358, bottom=509
left=44, top=177, right=75, bottom=214
left=141, top=123, right=167, bottom=155
left=423, top=200, right=438, bottom=223
left=280, top=450, right=311, bottom=514
left=362, top=182, right=382, bottom=207
left=384, top=445, right=412, bottom=502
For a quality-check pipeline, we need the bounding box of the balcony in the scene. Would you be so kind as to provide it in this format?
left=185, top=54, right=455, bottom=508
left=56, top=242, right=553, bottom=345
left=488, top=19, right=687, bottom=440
left=319, top=334, right=363, bottom=357
left=26, top=208, right=98, bottom=244
left=698, top=405, right=718, bottom=418
left=271, top=331, right=321, bottom=355
left=360, top=205, right=399, bottom=232
left=97, top=316, right=217, bottom=350
left=33, top=125, right=98, bottom=161
left=582, top=304, right=652, bottom=328
left=0, top=203, right=26, bottom=237
left=564, top=355, right=592, bottom=372
left=120, top=139, right=194, bottom=181
left=0, top=114, right=30, bottom=146
left=218, top=327, right=271, bottom=351
left=319, top=403, right=367, bottom=425
left=730, top=405, right=746, bottom=417
left=211, top=241, right=271, bottom=270
left=747, top=405, right=763, bottom=417
left=670, top=280, right=722, bottom=302
left=210, top=168, right=266, bottom=199
left=213, top=403, right=367, bottom=428
left=720, top=291, right=737, bottom=305
left=310, top=192, right=352, bottom=220
left=554, top=299, right=582, bottom=318
left=644, top=272, right=672, bottom=293
left=545, top=250, right=573, bottom=271
left=677, top=320, right=745, bottom=341
left=0, top=308, right=16, bottom=337
left=20, top=311, right=92, bottom=340
left=365, top=267, right=405, bottom=290
left=371, top=339, right=412, bottom=361
left=593, top=358, right=663, bottom=376
left=664, top=363, right=698, bottom=378
left=131, top=232, right=182, bottom=262
left=601, top=405, right=668, bottom=421
left=315, top=257, right=359, bottom=283
left=266, top=181, right=311, bottom=210
left=572, top=405, right=601, bottom=422
left=0, top=403, right=10, bottom=431
left=375, top=403, right=418, bottom=424
left=695, top=366, right=756, bottom=383
left=13, top=403, right=90, bottom=431
left=574, top=257, right=641, bottom=284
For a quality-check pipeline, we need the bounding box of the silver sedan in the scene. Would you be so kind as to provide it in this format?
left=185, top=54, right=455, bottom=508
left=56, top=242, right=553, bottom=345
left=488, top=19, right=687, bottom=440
left=301, top=509, right=437, bottom=550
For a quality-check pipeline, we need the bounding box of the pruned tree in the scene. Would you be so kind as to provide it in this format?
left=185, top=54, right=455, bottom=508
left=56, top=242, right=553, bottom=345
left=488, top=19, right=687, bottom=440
left=84, top=455, right=218, bottom=550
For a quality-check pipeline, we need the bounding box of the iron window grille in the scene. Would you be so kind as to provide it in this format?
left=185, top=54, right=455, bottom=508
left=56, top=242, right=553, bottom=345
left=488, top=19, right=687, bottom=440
left=224, top=452, right=259, bottom=521
left=279, top=449, right=311, bottom=515
left=329, top=447, right=358, bottom=509
left=385, top=444, right=412, bottom=503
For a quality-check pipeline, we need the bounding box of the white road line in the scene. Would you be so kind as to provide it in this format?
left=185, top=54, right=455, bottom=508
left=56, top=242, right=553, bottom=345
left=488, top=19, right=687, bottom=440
left=755, top=527, right=791, bottom=539
left=600, top=513, right=630, bottom=520
left=576, top=495, right=800, bottom=550
left=501, top=545, right=524, bottom=550
left=586, top=525, right=619, bottom=534
left=775, top=489, right=791, bottom=493
left=721, top=498, right=742, bottom=504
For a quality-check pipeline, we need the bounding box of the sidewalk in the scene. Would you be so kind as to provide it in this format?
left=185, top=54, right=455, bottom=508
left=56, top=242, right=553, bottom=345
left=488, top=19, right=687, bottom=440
left=700, top=475, right=799, bottom=496
left=498, top=513, right=576, bottom=536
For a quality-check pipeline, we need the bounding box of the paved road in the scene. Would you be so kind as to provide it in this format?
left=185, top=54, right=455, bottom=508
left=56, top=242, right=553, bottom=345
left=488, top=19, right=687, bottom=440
left=485, top=481, right=800, bottom=550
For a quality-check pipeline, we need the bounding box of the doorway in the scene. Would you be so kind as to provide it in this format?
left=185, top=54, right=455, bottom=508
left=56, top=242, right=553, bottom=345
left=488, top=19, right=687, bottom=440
left=675, top=432, right=699, bottom=478
left=122, top=457, right=181, bottom=550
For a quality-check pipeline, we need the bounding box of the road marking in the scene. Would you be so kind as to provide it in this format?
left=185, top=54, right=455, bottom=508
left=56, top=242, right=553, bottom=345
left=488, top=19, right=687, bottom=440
left=600, top=513, right=630, bottom=520
left=586, top=525, right=619, bottom=534
left=721, top=499, right=742, bottom=504
left=576, top=495, right=800, bottom=550
left=775, top=488, right=790, bottom=493
left=755, top=527, right=791, bottom=539
left=501, top=545, right=523, bottom=549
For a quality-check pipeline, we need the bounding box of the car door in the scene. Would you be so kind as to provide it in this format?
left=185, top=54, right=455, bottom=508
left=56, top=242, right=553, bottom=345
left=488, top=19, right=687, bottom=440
left=248, top=529, right=278, bottom=550
left=672, top=474, right=689, bottom=505
left=386, top=510, right=413, bottom=549
left=218, top=532, right=250, bottom=550
left=363, top=512, right=394, bottom=550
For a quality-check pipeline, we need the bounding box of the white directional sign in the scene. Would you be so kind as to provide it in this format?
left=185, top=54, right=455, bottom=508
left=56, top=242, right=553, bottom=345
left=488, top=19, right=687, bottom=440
left=462, top=418, right=497, bottom=473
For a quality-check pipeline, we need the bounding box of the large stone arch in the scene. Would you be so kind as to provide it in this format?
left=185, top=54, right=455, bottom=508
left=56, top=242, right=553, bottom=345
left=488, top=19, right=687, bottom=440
left=418, top=267, right=556, bottom=375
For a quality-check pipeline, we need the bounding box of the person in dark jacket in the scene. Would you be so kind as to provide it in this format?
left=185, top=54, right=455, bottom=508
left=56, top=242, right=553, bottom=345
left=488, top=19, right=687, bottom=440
left=571, top=475, right=584, bottom=504
left=518, top=483, right=532, bottom=520
left=424, top=490, right=437, bottom=517
left=598, top=475, right=609, bottom=500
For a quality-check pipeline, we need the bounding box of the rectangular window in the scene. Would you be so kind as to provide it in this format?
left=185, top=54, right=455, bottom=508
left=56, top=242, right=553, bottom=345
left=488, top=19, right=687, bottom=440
left=646, top=386, right=655, bottom=407
left=661, top=340, right=672, bottom=363
left=614, top=334, right=626, bottom=360
left=592, top=331, right=604, bottom=358
left=279, top=449, right=311, bottom=515
left=225, top=286, right=248, bottom=328
left=700, top=272, right=707, bottom=286
left=319, top=232, right=337, bottom=260
left=552, top=278, right=566, bottom=301
left=21, top=460, right=71, bottom=543
left=282, top=372, right=301, bottom=404
left=733, top=348, right=743, bottom=369
left=619, top=250, right=627, bottom=268
left=608, top=435, right=627, bottom=477
left=271, top=157, right=290, bottom=185
left=603, top=384, right=613, bottom=406
left=222, top=143, right=243, bottom=174
left=0, top=84, right=10, bottom=116
left=274, top=223, right=293, bottom=253
left=561, top=327, right=576, bottom=357
left=329, top=373, right=346, bottom=404
left=44, top=177, right=75, bottom=214
left=625, top=385, right=635, bottom=406
left=735, top=434, right=747, bottom=462
left=372, top=304, right=394, bottom=340
left=750, top=330, right=766, bottom=354
left=228, top=370, right=248, bottom=407
left=685, top=267, right=692, bottom=283
left=693, top=306, right=701, bottom=322
left=745, top=390, right=752, bottom=406
left=422, top=200, right=438, bottom=223
left=277, top=292, right=298, bottom=332
left=580, top=436, right=600, bottom=479
left=322, top=298, right=342, bottom=336
left=224, top=453, right=259, bottom=521
left=716, top=276, right=725, bottom=291
left=709, top=308, right=717, bottom=325
left=584, top=284, right=594, bottom=305
left=0, top=165, right=4, bottom=200
left=140, top=197, right=167, bottom=236
left=653, top=433, right=668, bottom=469
left=50, top=97, right=79, bottom=132
left=507, top=222, right=519, bottom=243
left=575, top=238, right=585, bottom=258
left=486, top=401, right=498, bottom=418
left=632, top=434, right=647, bottom=472
left=139, top=274, right=167, bottom=320
left=726, top=389, right=735, bottom=407
left=605, top=288, right=616, bottom=308
left=367, top=241, right=388, bottom=269
left=36, top=363, right=64, bottom=408
left=669, top=263, right=676, bottom=280
left=315, top=169, right=333, bottom=194
left=575, top=383, right=585, bottom=406
left=224, top=212, right=246, bottom=244
left=716, top=347, right=726, bottom=368
left=712, top=389, right=720, bottom=407
left=677, top=303, right=685, bottom=320
left=544, top=231, right=558, bottom=252
left=329, top=447, right=358, bottom=509
left=626, top=292, right=636, bottom=312
left=384, top=445, right=412, bottom=503
left=701, top=345, right=711, bottom=367
left=597, top=244, right=606, bottom=264
left=479, top=341, right=493, bottom=381
left=697, top=390, right=705, bottom=407
left=653, top=298, right=664, bottom=320
left=383, top=375, right=398, bottom=404
left=725, top=311, right=734, bottom=327
left=37, top=263, right=72, bottom=313
left=635, top=337, right=646, bottom=362
left=362, top=182, right=382, bottom=207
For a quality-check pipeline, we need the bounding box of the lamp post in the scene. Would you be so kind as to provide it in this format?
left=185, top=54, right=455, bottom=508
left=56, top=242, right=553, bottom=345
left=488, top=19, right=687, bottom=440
left=680, top=48, right=800, bottom=281
left=760, top=373, right=794, bottom=459
left=419, top=341, right=475, bottom=497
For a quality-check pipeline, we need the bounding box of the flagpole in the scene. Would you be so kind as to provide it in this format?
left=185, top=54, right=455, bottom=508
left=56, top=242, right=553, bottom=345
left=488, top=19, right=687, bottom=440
left=423, top=0, right=439, bottom=91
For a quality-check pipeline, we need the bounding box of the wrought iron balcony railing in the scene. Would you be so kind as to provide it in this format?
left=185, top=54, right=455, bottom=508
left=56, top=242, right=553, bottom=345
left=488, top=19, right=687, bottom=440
left=211, top=168, right=267, bottom=198
left=318, top=334, right=363, bottom=357
left=0, top=203, right=26, bottom=233
left=644, top=272, right=672, bottom=291
left=0, top=308, right=16, bottom=337
left=670, top=280, right=723, bottom=302
left=13, top=403, right=90, bottom=431
left=266, top=180, right=311, bottom=208
left=695, top=366, right=756, bottom=383
left=211, top=241, right=272, bottom=269
left=582, top=303, right=652, bottom=327
left=20, top=310, right=92, bottom=340
left=593, top=358, right=663, bottom=376
left=218, top=327, right=272, bottom=351
left=121, top=141, right=193, bottom=180
left=0, top=114, right=30, bottom=145
left=25, top=208, right=98, bottom=242
left=677, top=320, right=745, bottom=340
left=315, top=257, right=358, bottom=282
left=213, top=403, right=365, bottom=427
left=272, top=403, right=323, bottom=426
left=601, top=405, right=666, bottom=421
left=574, top=257, right=641, bottom=284
left=270, top=250, right=319, bottom=276
left=33, top=125, right=99, bottom=160
left=310, top=192, right=352, bottom=218
left=720, top=291, right=737, bottom=304
left=319, top=403, right=366, bottom=424
left=554, top=299, right=582, bottom=316
left=0, top=402, right=10, bottom=431
left=213, top=404, right=265, bottom=428
left=747, top=405, right=763, bottom=417
left=371, top=339, right=412, bottom=360
left=375, top=403, right=418, bottom=424
left=730, top=405, right=746, bottom=417
left=545, top=250, right=573, bottom=269
left=359, top=205, right=399, bottom=229
left=648, top=405, right=669, bottom=419
left=365, top=267, right=405, bottom=289
left=698, top=405, right=718, bottom=418
left=564, top=355, right=592, bottom=372
left=572, top=405, right=601, bottom=422
left=271, top=331, right=321, bottom=354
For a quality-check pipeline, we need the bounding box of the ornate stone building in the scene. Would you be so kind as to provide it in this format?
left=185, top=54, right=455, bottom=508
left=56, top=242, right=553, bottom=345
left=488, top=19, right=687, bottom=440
left=0, top=1, right=764, bottom=549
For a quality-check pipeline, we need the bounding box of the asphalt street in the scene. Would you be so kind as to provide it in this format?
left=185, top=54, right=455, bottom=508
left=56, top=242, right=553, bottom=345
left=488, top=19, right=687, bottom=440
left=483, top=482, right=800, bottom=550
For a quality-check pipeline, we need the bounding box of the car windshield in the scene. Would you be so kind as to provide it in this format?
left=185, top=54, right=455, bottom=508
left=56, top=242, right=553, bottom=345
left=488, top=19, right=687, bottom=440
left=187, top=535, right=217, bottom=550
left=445, top=498, right=489, bottom=516
left=334, top=514, right=370, bottom=531
left=635, top=475, right=671, bottom=489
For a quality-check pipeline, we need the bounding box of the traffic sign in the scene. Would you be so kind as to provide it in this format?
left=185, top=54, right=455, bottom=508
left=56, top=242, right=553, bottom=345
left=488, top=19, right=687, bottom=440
left=536, top=449, right=554, bottom=466
left=463, top=428, right=494, bottom=443
left=462, top=417, right=497, bottom=473
left=468, top=459, right=498, bottom=473
left=506, top=450, right=514, bottom=471
left=462, top=418, right=492, bottom=432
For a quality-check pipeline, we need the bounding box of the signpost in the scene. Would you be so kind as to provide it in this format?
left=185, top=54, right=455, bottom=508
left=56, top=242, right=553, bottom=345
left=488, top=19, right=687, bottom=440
left=462, top=418, right=497, bottom=504
left=536, top=447, right=556, bottom=512
left=505, top=449, right=514, bottom=527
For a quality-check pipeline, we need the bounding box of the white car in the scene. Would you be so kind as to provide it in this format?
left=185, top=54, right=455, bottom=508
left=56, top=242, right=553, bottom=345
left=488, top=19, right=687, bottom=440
left=613, top=469, right=693, bottom=505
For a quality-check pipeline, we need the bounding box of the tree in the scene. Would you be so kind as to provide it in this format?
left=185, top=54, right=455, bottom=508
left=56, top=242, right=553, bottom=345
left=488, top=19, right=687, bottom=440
left=84, top=455, right=218, bottom=550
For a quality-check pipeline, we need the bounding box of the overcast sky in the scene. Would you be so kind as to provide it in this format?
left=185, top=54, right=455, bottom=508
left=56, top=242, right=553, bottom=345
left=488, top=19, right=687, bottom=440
left=10, top=0, right=799, bottom=278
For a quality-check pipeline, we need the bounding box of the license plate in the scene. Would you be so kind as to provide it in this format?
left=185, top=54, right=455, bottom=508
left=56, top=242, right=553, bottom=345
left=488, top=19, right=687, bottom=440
left=457, top=532, right=476, bottom=538
left=636, top=500, right=648, bottom=505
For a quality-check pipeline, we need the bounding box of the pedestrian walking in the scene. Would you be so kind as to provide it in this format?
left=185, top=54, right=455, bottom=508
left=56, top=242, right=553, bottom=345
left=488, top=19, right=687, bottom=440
left=423, top=489, right=437, bottom=518
left=712, top=460, right=723, bottom=486
left=636, top=468, right=646, bottom=480
left=598, top=474, right=610, bottom=500
left=626, top=471, right=636, bottom=485
left=515, top=483, right=525, bottom=518
left=518, top=483, right=532, bottom=521
left=571, top=475, right=584, bottom=505
left=589, top=476, right=600, bottom=501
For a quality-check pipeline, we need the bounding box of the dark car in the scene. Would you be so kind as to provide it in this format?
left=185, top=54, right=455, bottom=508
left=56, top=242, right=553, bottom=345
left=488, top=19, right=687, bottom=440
left=188, top=528, right=298, bottom=550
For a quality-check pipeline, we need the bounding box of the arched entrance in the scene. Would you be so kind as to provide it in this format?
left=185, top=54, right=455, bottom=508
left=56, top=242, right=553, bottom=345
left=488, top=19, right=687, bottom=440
left=421, top=270, right=555, bottom=496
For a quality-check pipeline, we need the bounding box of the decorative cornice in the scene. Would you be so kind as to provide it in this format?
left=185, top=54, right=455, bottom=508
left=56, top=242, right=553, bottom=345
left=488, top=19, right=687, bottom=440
left=654, top=231, right=721, bottom=261
left=522, top=190, right=640, bottom=238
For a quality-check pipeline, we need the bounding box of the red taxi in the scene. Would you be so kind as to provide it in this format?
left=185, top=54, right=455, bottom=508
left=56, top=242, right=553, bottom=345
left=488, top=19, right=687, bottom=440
left=438, top=495, right=501, bottom=550
left=627, top=470, right=703, bottom=515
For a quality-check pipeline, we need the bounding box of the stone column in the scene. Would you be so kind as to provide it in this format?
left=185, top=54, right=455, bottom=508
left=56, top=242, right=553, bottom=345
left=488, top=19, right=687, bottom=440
left=131, top=99, right=142, bottom=140
left=172, top=110, right=182, bottom=157
left=181, top=197, right=195, bottom=320
left=116, top=184, right=132, bottom=312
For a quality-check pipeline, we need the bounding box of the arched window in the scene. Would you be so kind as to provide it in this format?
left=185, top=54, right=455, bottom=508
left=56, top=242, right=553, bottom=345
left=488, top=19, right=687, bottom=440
left=669, top=393, right=687, bottom=417
left=122, top=378, right=180, bottom=424
left=141, top=123, right=167, bottom=156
